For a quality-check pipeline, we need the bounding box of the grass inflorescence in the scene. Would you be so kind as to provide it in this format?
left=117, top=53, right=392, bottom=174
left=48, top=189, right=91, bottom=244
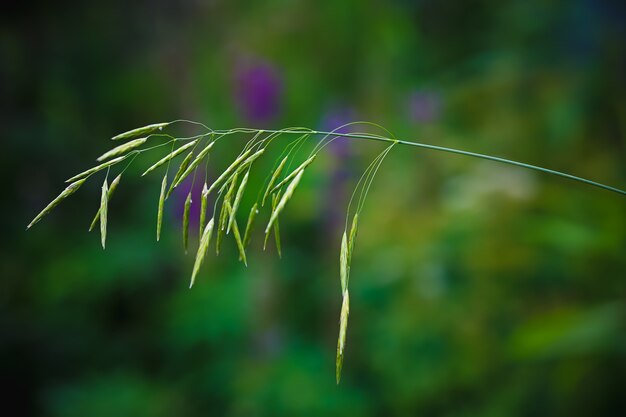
left=27, top=120, right=626, bottom=383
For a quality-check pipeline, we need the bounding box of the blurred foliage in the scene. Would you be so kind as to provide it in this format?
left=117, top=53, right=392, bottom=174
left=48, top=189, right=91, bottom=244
left=2, top=0, right=626, bottom=416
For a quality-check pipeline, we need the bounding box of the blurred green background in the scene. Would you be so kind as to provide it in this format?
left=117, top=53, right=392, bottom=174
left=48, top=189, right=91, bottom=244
left=2, top=0, right=626, bottom=416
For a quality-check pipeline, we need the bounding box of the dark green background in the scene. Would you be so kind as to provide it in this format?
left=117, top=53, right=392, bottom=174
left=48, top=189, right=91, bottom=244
left=2, top=1, right=626, bottom=416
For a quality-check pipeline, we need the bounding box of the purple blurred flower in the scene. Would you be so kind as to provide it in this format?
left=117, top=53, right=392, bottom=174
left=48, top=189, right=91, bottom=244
left=408, top=90, right=442, bottom=123
left=234, top=59, right=283, bottom=124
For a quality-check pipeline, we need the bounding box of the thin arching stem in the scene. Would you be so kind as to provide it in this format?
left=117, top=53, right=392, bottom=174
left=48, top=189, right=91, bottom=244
left=228, top=129, right=626, bottom=197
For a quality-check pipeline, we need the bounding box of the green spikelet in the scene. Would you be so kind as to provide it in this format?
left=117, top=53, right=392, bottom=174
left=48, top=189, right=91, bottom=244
left=99, top=179, right=108, bottom=249
left=272, top=193, right=282, bottom=258
left=243, top=203, right=258, bottom=249
left=206, top=148, right=254, bottom=196
left=182, top=191, right=192, bottom=253
left=340, top=231, right=348, bottom=294
left=27, top=178, right=86, bottom=229
left=66, top=156, right=126, bottom=183
left=262, top=156, right=288, bottom=207
left=90, top=174, right=121, bottom=232
left=265, top=169, right=304, bottom=234
left=156, top=174, right=167, bottom=241
left=97, top=137, right=147, bottom=162
left=166, top=151, right=194, bottom=198
left=227, top=170, right=249, bottom=234
left=111, top=122, right=169, bottom=141
left=270, top=154, right=316, bottom=193
left=190, top=217, right=215, bottom=288
left=142, top=140, right=198, bottom=176
left=336, top=291, right=350, bottom=384
left=199, top=182, right=208, bottom=237
left=172, top=141, right=215, bottom=189
left=227, top=202, right=247, bottom=266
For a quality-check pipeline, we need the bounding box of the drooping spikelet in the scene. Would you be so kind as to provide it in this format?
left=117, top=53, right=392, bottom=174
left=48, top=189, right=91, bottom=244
left=99, top=179, right=108, bottom=249
left=242, top=203, right=258, bottom=249
left=216, top=174, right=238, bottom=255
left=272, top=193, right=282, bottom=258
left=270, top=154, right=316, bottom=193
left=166, top=151, right=194, bottom=198
left=340, top=231, right=348, bottom=293
left=206, top=148, right=254, bottom=196
left=172, top=141, right=215, bottom=189
left=182, top=191, right=192, bottom=253
left=227, top=170, right=249, bottom=234
left=190, top=217, right=215, bottom=288
left=264, top=191, right=280, bottom=251
left=142, top=140, right=198, bottom=176
left=199, top=182, right=208, bottom=237
left=227, top=202, right=247, bottom=266
left=156, top=174, right=167, bottom=241
left=89, top=174, right=121, bottom=231
left=262, top=156, right=288, bottom=207
left=66, top=156, right=126, bottom=183
left=27, top=178, right=87, bottom=229
left=265, top=169, right=304, bottom=234
left=97, top=137, right=147, bottom=162
left=111, top=122, right=169, bottom=141
left=336, top=291, right=350, bottom=384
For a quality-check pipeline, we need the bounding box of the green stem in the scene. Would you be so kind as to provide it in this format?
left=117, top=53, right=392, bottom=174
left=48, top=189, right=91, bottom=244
left=237, top=129, right=626, bottom=197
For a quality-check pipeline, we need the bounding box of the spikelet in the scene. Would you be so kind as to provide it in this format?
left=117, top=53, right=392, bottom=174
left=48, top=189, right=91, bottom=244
left=265, top=169, right=304, bottom=234
left=142, top=140, right=198, bottom=176
left=270, top=154, right=316, bottom=193
left=235, top=148, right=265, bottom=175
left=172, top=141, right=215, bottom=188
left=347, top=213, right=359, bottom=280
left=66, top=156, right=126, bottom=183
left=97, top=137, right=147, bottom=162
left=206, top=148, right=254, bottom=196
left=348, top=213, right=359, bottom=257
left=27, top=178, right=86, bottom=229
left=340, top=231, right=348, bottom=293
left=89, top=174, right=121, bottom=231
left=224, top=172, right=239, bottom=213
left=272, top=193, right=282, bottom=258
left=99, top=179, right=108, bottom=249
left=199, top=182, right=208, bottom=237
left=111, top=122, right=169, bottom=141
left=182, top=191, right=192, bottom=253
left=227, top=170, right=249, bottom=234
left=216, top=175, right=238, bottom=255
left=156, top=174, right=167, bottom=241
left=264, top=191, right=280, bottom=250
left=215, top=202, right=227, bottom=255
left=242, top=203, right=258, bottom=249
left=211, top=149, right=263, bottom=198
left=190, top=217, right=215, bottom=288
left=166, top=151, right=194, bottom=198
left=261, top=155, right=289, bottom=207
left=227, top=202, right=247, bottom=266
left=336, top=291, right=350, bottom=384
left=262, top=156, right=288, bottom=207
